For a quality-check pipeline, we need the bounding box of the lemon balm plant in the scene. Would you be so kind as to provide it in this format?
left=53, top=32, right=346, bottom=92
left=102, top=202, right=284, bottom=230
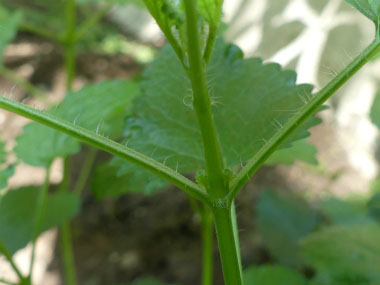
left=1, top=0, right=380, bottom=284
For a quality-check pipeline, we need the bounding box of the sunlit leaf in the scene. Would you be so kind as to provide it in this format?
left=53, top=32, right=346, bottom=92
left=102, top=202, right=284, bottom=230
left=345, top=0, right=380, bottom=27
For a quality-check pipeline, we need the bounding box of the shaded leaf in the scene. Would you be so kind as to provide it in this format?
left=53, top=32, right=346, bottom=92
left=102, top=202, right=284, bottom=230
left=368, top=192, right=380, bottom=220
left=243, top=265, right=308, bottom=285
left=301, top=224, right=380, bottom=283
left=265, top=139, right=318, bottom=166
left=0, top=187, right=80, bottom=254
left=0, top=164, right=15, bottom=190
left=0, top=6, right=22, bottom=64
left=320, top=197, right=375, bottom=226
left=256, top=189, right=318, bottom=266
left=91, top=160, right=167, bottom=199
left=115, top=40, right=321, bottom=194
left=15, top=80, right=138, bottom=167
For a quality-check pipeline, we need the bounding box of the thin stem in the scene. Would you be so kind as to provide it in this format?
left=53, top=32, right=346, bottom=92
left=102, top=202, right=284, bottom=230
left=183, top=0, right=226, bottom=198
left=212, top=206, right=243, bottom=284
left=76, top=4, right=112, bottom=40
left=0, top=279, right=16, bottom=285
left=0, top=242, right=24, bottom=281
left=19, top=22, right=62, bottom=43
left=73, top=148, right=97, bottom=195
left=60, top=223, right=77, bottom=285
left=0, top=97, right=209, bottom=203
left=200, top=205, right=214, bottom=285
left=0, top=66, right=46, bottom=100
left=64, top=0, right=77, bottom=91
left=29, top=166, right=51, bottom=280
left=228, top=37, right=380, bottom=201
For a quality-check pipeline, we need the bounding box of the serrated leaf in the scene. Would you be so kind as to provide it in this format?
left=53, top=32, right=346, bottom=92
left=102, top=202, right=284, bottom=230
left=265, top=139, right=318, bottom=166
left=117, top=40, right=321, bottom=193
left=0, top=6, right=22, bottom=65
left=320, top=197, right=375, bottom=226
left=256, top=189, right=318, bottom=266
left=91, top=160, right=167, bottom=199
left=370, top=91, right=380, bottom=129
left=345, top=0, right=380, bottom=27
left=243, top=265, right=308, bottom=285
left=15, top=80, right=138, bottom=168
left=0, top=187, right=80, bottom=254
left=301, top=224, right=380, bottom=283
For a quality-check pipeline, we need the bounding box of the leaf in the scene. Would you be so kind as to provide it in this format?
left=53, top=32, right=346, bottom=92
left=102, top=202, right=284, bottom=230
left=91, top=160, right=167, bottom=199
left=0, top=6, right=22, bottom=65
left=320, top=197, right=375, bottom=226
left=243, top=265, right=308, bottom=285
left=0, top=164, right=15, bottom=190
left=265, top=139, right=318, bottom=166
left=116, top=40, right=321, bottom=193
left=15, top=80, right=138, bottom=167
left=370, top=91, right=380, bottom=129
left=256, top=189, right=319, bottom=266
left=345, top=0, right=380, bottom=26
left=0, top=187, right=80, bottom=254
left=0, top=140, right=6, bottom=165
left=367, top=193, right=380, bottom=220
left=301, top=224, right=380, bottom=283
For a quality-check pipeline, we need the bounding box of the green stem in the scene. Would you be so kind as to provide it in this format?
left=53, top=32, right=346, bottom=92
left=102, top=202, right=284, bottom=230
left=212, top=206, right=243, bottom=284
left=64, top=0, right=77, bottom=91
left=183, top=0, right=226, bottom=198
left=73, top=148, right=97, bottom=195
left=200, top=205, right=214, bottom=285
left=0, top=242, right=24, bottom=282
left=19, top=22, right=62, bottom=43
left=0, top=279, right=16, bottom=285
left=228, top=37, right=380, bottom=201
left=0, top=66, right=46, bottom=100
left=76, top=4, right=112, bottom=40
left=183, top=1, right=242, bottom=284
left=29, top=166, right=51, bottom=280
left=0, top=97, right=208, bottom=203
left=60, top=223, right=77, bottom=285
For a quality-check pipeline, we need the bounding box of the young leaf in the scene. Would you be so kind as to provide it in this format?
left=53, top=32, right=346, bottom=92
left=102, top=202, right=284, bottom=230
left=0, top=187, right=80, bottom=254
left=345, top=0, right=380, bottom=31
left=0, top=6, right=22, bottom=65
left=301, top=224, right=380, bottom=283
left=256, top=189, right=319, bottom=266
left=15, top=80, right=139, bottom=168
left=117, top=40, right=321, bottom=190
left=243, top=265, right=308, bottom=285
left=91, top=160, right=167, bottom=199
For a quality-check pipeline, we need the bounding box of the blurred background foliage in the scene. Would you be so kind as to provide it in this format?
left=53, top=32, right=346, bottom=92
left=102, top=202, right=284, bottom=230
left=1, top=0, right=380, bottom=284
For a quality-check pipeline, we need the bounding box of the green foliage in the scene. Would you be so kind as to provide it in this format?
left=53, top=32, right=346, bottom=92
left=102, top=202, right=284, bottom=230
left=320, top=197, right=375, bottom=226
left=132, top=277, right=168, bottom=285
left=345, top=0, right=380, bottom=30
left=370, top=91, right=380, bottom=128
left=15, top=80, right=138, bottom=167
left=256, top=189, right=318, bottom=266
left=110, top=40, right=320, bottom=195
left=91, top=161, right=167, bottom=198
left=243, top=265, right=308, bottom=285
left=0, top=187, right=80, bottom=254
left=368, top=193, right=380, bottom=220
left=0, top=135, right=15, bottom=190
left=0, top=6, right=22, bottom=65
left=265, top=139, right=318, bottom=166
left=301, top=224, right=380, bottom=283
